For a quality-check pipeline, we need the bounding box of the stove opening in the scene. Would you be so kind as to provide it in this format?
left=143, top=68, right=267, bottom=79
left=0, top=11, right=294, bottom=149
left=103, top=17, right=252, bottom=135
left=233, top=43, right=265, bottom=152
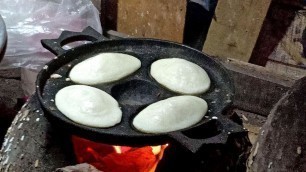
left=71, top=135, right=168, bottom=172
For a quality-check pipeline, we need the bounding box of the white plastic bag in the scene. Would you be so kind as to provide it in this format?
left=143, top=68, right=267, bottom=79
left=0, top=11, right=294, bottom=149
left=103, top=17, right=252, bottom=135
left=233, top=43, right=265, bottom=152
left=0, top=0, right=102, bottom=70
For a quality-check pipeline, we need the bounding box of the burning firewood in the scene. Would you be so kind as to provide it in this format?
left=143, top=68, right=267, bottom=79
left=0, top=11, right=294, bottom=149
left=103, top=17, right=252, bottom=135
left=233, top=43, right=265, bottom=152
left=71, top=136, right=167, bottom=172
left=56, top=163, right=102, bottom=172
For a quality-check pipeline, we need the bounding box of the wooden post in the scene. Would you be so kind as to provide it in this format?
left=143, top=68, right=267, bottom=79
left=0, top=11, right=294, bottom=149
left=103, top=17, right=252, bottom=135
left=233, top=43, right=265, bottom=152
left=203, top=0, right=272, bottom=62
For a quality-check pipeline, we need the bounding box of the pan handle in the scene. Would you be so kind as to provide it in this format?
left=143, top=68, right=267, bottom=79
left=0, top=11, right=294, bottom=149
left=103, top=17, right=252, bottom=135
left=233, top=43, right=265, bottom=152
left=168, top=117, right=246, bottom=153
left=41, top=26, right=107, bottom=56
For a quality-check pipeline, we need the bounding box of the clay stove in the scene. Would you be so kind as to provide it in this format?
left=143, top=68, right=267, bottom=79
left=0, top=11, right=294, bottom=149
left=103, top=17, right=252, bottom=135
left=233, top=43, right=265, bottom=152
left=0, top=96, right=250, bottom=172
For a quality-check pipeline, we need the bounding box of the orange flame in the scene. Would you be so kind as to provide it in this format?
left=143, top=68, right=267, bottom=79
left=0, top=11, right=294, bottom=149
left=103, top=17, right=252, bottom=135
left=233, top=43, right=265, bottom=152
left=71, top=135, right=168, bottom=172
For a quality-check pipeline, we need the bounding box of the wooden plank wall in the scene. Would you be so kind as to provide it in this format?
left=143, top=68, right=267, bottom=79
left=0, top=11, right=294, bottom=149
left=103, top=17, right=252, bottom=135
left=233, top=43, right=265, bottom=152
left=203, top=0, right=272, bottom=62
left=100, top=0, right=273, bottom=61
left=249, top=0, right=306, bottom=79
left=98, top=0, right=306, bottom=80
left=116, top=0, right=187, bottom=43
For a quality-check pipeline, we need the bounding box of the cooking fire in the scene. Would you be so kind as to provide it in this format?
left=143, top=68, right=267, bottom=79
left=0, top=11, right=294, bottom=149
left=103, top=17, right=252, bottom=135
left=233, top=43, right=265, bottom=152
left=72, top=136, right=168, bottom=172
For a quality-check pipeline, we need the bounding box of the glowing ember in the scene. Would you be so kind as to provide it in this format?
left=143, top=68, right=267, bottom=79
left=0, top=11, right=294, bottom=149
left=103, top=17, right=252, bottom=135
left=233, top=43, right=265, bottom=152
left=71, top=136, right=168, bottom=172
left=113, top=146, right=122, bottom=154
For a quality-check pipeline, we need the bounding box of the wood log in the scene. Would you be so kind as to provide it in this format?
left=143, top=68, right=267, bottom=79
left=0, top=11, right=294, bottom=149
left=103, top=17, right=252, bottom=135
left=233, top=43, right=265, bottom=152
left=247, top=77, right=306, bottom=172
left=217, top=57, right=294, bottom=116
left=56, top=163, right=101, bottom=172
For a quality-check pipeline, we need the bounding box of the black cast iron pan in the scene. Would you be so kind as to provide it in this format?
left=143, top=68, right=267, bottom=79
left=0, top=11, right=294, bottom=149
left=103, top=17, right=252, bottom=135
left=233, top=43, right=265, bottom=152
left=36, top=27, right=245, bottom=153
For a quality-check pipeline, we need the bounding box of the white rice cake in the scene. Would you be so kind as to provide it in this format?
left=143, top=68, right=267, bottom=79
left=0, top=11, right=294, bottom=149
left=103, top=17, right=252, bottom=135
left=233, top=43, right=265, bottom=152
left=55, top=85, right=122, bottom=128
left=133, top=96, right=208, bottom=133
left=70, top=53, right=141, bottom=85
left=150, top=58, right=211, bottom=94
